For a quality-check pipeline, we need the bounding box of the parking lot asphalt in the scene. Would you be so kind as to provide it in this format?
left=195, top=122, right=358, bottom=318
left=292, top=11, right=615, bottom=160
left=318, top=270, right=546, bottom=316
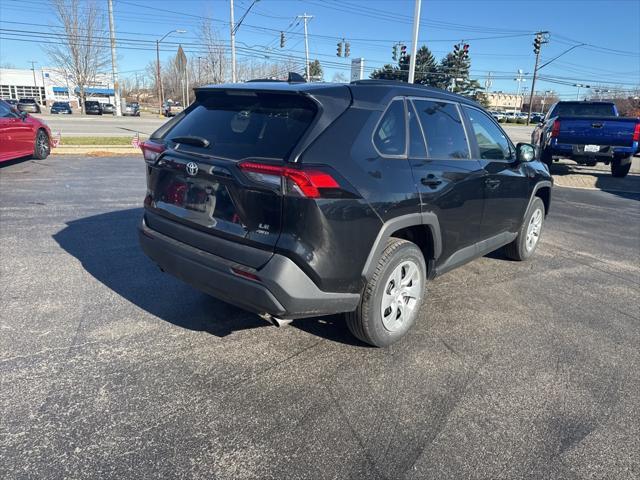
left=1, top=155, right=639, bottom=479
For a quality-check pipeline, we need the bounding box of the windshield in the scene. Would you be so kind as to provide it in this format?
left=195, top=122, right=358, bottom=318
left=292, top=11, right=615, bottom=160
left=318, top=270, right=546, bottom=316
left=163, top=91, right=317, bottom=161
left=552, top=103, right=616, bottom=117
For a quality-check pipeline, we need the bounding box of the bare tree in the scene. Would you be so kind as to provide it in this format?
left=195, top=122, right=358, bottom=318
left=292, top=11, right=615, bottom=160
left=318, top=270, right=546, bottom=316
left=45, top=0, right=110, bottom=113
left=199, top=17, right=228, bottom=84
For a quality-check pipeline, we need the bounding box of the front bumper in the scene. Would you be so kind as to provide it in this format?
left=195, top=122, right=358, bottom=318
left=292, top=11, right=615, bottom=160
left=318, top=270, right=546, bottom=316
left=138, top=218, right=360, bottom=319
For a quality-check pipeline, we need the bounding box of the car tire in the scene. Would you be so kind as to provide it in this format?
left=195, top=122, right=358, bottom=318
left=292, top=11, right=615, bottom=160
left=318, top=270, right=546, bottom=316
left=611, top=158, right=631, bottom=178
left=540, top=148, right=553, bottom=170
left=33, top=129, right=50, bottom=160
left=504, top=197, right=545, bottom=261
left=346, top=238, right=426, bottom=347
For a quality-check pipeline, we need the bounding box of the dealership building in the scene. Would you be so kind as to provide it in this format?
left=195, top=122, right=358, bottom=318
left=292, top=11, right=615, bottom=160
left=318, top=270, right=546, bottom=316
left=0, top=67, right=115, bottom=108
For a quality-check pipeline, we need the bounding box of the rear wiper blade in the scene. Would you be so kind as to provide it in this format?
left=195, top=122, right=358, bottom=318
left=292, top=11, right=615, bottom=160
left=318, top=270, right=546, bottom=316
left=170, top=135, right=210, bottom=148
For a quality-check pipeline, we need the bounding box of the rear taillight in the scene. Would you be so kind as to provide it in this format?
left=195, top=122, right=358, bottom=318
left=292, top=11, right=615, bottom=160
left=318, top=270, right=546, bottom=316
left=238, top=161, right=340, bottom=198
left=551, top=119, right=561, bottom=138
left=140, top=140, right=165, bottom=163
left=632, top=122, right=640, bottom=142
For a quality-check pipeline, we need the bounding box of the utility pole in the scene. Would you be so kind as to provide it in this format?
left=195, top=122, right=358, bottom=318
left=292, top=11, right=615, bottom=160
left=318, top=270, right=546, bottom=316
left=230, top=0, right=237, bottom=82
left=156, top=40, right=162, bottom=117
left=107, top=0, right=122, bottom=116
left=297, top=13, right=313, bottom=81
left=526, top=31, right=548, bottom=125
left=408, top=0, right=422, bottom=83
left=29, top=61, right=40, bottom=104
left=514, top=69, right=525, bottom=114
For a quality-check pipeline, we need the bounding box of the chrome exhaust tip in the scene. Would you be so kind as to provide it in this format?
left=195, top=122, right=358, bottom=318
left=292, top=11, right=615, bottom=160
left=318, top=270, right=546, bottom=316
left=258, top=313, right=293, bottom=328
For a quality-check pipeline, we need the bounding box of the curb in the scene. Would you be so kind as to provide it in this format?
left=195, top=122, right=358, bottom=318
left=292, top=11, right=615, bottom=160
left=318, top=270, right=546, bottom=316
left=53, top=145, right=139, bottom=155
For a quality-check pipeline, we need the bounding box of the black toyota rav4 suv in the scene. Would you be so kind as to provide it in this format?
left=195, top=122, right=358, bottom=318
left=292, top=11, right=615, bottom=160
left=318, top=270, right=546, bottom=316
left=139, top=80, right=552, bottom=347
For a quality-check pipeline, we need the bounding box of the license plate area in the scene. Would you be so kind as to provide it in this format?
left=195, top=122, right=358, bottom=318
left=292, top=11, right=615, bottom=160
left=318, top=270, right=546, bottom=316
left=584, top=144, right=600, bottom=153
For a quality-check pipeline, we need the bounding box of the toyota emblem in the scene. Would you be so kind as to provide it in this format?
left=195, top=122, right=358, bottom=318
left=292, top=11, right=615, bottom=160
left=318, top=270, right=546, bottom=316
left=186, top=162, right=198, bottom=176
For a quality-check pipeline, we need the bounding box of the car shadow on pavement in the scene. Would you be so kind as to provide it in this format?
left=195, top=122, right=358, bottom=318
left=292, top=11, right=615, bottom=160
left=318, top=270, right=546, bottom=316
left=549, top=161, right=640, bottom=201
left=53, top=207, right=365, bottom=346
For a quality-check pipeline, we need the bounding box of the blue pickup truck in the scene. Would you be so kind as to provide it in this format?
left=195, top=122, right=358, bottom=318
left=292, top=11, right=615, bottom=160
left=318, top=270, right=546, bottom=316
left=532, top=101, right=640, bottom=177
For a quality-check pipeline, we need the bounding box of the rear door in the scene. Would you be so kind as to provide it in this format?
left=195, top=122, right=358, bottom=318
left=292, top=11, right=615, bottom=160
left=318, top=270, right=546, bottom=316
left=461, top=105, right=529, bottom=237
left=409, top=97, right=486, bottom=266
left=144, top=90, right=318, bottom=262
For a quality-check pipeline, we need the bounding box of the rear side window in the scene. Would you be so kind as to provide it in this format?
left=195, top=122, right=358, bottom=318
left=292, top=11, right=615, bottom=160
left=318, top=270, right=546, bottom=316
left=412, top=99, right=469, bottom=160
left=374, top=99, right=406, bottom=156
left=165, top=91, right=317, bottom=160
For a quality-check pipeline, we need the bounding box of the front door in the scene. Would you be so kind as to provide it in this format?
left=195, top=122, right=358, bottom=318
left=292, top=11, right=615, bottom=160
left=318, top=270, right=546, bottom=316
left=461, top=105, right=530, bottom=238
left=409, top=98, right=486, bottom=268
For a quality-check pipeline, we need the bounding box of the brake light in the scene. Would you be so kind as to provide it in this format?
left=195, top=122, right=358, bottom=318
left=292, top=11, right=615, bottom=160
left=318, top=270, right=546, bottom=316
left=633, top=122, right=640, bottom=142
left=140, top=140, right=165, bottom=163
left=238, top=161, right=340, bottom=198
left=551, top=119, right=561, bottom=138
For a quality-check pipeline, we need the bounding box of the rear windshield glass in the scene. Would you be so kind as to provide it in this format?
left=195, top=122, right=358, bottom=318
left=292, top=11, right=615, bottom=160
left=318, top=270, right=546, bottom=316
left=164, top=91, right=317, bottom=160
left=20, top=99, right=36, bottom=103
left=551, top=103, right=616, bottom=117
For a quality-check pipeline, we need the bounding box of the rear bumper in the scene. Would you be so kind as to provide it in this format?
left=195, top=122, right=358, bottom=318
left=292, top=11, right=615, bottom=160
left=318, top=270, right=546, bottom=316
left=549, top=141, right=637, bottom=159
left=138, top=218, right=360, bottom=319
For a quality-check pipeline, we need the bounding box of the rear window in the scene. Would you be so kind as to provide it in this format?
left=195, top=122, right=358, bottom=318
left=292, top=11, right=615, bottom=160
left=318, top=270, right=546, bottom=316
left=20, top=98, right=36, bottom=104
left=551, top=103, right=616, bottom=117
left=164, top=91, right=317, bottom=160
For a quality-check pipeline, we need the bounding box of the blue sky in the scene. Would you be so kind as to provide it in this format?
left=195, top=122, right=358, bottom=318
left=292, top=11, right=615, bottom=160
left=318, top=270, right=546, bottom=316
left=1, top=0, right=639, bottom=98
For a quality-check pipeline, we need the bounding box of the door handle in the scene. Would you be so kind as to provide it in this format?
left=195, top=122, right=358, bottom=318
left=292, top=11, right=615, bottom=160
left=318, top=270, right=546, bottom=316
left=485, top=179, right=501, bottom=189
left=421, top=177, right=442, bottom=187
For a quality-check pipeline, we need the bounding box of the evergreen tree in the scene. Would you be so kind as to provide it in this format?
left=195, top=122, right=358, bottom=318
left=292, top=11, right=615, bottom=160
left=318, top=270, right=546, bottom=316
left=370, top=46, right=438, bottom=86
left=308, top=59, right=323, bottom=81
left=437, top=45, right=482, bottom=97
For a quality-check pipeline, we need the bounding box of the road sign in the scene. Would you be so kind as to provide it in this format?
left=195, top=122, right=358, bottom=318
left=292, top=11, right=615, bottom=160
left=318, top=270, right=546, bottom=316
left=350, top=58, right=365, bottom=81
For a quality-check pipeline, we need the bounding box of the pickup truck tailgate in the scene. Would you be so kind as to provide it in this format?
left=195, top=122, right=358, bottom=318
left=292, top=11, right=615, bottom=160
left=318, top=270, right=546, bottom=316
left=557, top=117, right=638, bottom=146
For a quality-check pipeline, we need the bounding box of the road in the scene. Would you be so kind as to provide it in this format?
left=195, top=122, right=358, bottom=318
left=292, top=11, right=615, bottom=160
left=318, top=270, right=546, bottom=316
left=1, top=155, right=638, bottom=479
left=33, top=112, right=168, bottom=137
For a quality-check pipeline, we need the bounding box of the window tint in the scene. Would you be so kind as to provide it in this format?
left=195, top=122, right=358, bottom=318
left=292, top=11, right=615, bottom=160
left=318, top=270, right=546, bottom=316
left=408, top=102, right=427, bottom=158
left=0, top=102, right=14, bottom=118
left=463, top=106, right=512, bottom=160
left=374, top=99, right=406, bottom=156
left=551, top=102, right=615, bottom=117
left=164, top=91, right=317, bottom=160
left=412, top=99, right=469, bottom=160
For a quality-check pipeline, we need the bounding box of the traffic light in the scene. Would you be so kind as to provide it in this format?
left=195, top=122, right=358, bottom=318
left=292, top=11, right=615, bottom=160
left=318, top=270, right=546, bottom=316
left=392, top=44, right=398, bottom=61
left=400, top=44, right=407, bottom=60
left=280, top=31, right=285, bottom=48
left=533, top=34, right=542, bottom=54
left=336, top=40, right=343, bottom=57
left=463, top=43, right=470, bottom=60
left=345, top=42, right=350, bottom=58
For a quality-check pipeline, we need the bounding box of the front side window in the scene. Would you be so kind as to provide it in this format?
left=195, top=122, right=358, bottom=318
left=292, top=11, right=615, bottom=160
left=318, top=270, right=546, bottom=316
left=412, top=99, right=469, bottom=160
left=0, top=102, right=14, bottom=118
left=463, top=106, right=512, bottom=160
left=374, top=99, right=406, bottom=156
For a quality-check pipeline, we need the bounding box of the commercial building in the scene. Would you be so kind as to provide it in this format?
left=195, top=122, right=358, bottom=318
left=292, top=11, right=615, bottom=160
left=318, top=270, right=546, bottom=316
left=484, top=92, right=524, bottom=112
left=0, top=67, right=115, bottom=108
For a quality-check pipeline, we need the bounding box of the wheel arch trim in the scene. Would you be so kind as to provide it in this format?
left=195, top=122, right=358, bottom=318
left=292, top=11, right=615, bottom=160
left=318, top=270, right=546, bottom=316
left=361, top=212, right=442, bottom=281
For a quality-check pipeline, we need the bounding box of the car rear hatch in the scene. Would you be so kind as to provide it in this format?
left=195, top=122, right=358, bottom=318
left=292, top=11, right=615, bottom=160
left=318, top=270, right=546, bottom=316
left=557, top=117, right=637, bottom=146
left=142, top=85, right=350, bottom=268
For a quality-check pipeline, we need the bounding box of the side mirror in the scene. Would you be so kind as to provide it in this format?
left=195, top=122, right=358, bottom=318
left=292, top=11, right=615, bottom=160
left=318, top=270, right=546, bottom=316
left=19, top=110, right=29, bottom=120
left=516, top=142, right=535, bottom=162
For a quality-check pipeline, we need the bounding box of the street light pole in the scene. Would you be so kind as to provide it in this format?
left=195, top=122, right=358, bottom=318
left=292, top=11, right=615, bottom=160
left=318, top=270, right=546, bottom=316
left=156, top=29, right=186, bottom=117
left=230, top=0, right=237, bottom=82
left=408, top=0, right=422, bottom=84
left=107, top=0, right=122, bottom=116
left=295, top=13, right=313, bottom=81
left=29, top=61, right=40, bottom=104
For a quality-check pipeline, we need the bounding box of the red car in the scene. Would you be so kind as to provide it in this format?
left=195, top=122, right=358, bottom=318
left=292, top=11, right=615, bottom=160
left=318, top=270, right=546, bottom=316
left=0, top=99, right=52, bottom=163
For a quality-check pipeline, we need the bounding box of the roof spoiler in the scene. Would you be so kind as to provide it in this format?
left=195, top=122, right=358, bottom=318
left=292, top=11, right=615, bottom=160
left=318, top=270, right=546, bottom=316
left=245, top=72, right=307, bottom=84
